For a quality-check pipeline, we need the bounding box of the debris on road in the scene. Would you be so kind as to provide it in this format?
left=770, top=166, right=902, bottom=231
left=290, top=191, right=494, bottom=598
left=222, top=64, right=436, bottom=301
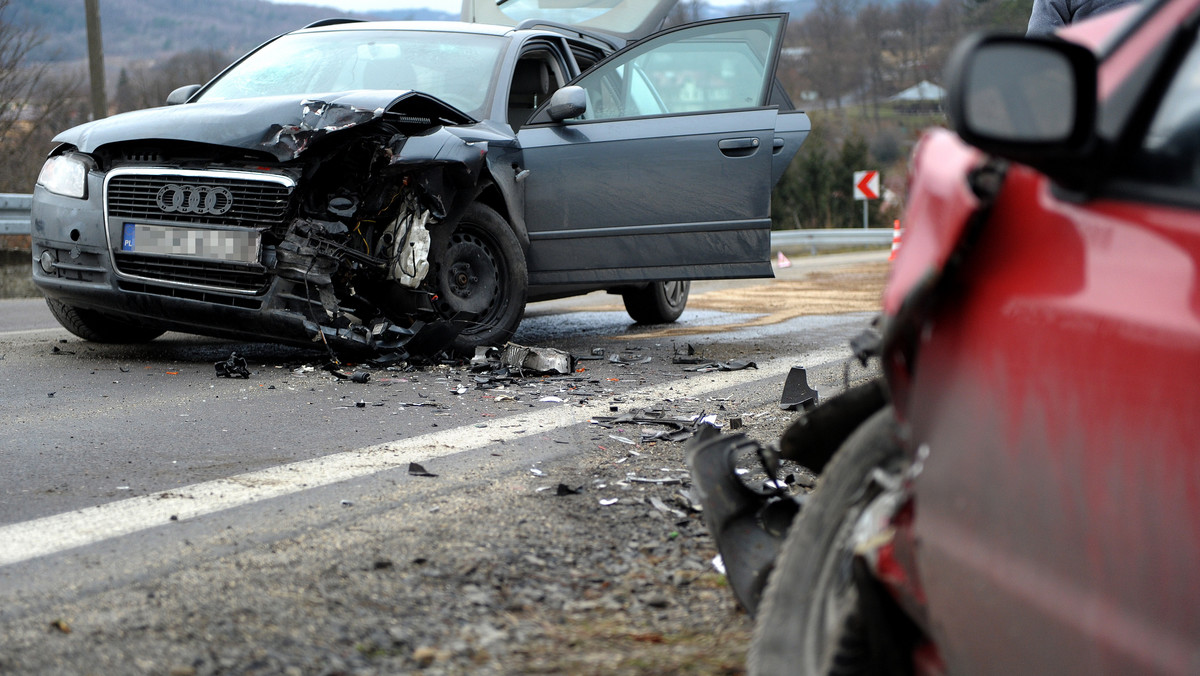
left=214, top=352, right=250, bottom=379
left=608, top=351, right=652, bottom=365
left=408, top=462, right=438, bottom=478
left=501, top=343, right=574, bottom=375
left=779, top=365, right=819, bottom=410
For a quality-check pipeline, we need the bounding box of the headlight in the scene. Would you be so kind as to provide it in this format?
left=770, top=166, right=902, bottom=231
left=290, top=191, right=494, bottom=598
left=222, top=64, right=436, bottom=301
left=36, top=153, right=91, bottom=199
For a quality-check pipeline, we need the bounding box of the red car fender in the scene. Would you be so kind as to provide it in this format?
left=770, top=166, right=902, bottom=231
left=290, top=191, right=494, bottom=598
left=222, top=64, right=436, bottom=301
left=881, top=129, right=999, bottom=419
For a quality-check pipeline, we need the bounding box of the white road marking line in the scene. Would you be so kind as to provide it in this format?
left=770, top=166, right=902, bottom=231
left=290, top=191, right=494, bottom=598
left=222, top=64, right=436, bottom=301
left=0, top=351, right=845, bottom=567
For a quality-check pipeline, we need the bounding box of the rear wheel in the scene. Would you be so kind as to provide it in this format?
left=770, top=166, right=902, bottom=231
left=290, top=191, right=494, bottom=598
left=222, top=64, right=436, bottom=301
left=622, top=280, right=689, bottom=324
left=430, top=202, right=527, bottom=354
left=749, top=408, right=909, bottom=676
left=45, top=298, right=165, bottom=343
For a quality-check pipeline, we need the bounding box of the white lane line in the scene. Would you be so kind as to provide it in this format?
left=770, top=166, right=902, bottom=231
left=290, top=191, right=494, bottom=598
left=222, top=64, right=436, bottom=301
left=0, top=351, right=845, bottom=567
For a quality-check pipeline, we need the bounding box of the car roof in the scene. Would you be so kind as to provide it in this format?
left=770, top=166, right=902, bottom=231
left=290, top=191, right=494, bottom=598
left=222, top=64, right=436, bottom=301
left=299, top=20, right=518, bottom=38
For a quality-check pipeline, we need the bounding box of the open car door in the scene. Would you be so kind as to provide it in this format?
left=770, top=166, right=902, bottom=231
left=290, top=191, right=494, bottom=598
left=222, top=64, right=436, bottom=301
left=516, top=14, right=795, bottom=287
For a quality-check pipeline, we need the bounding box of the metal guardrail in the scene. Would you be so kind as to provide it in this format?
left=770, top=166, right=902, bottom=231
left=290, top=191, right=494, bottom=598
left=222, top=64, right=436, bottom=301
left=770, top=227, right=892, bottom=252
left=0, top=192, right=891, bottom=250
left=0, top=193, right=32, bottom=236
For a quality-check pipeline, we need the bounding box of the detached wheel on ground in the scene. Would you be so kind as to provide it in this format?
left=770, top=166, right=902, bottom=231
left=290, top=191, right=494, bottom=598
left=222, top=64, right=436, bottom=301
left=748, top=407, right=912, bottom=676
left=430, top=201, right=527, bottom=354
left=622, top=280, right=690, bottom=324
left=45, top=297, right=166, bottom=343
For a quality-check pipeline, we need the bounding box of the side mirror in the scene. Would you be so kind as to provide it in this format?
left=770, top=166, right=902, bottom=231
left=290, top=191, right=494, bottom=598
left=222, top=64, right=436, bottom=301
left=546, top=86, right=587, bottom=122
left=166, top=84, right=202, bottom=106
left=944, top=33, right=1097, bottom=164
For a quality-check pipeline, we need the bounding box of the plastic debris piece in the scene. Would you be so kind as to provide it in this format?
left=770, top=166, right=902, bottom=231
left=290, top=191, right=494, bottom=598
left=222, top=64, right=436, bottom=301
left=609, top=352, right=652, bottom=365
left=780, top=365, right=819, bottom=410
left=608, top=435, right=637, bottom=445
left=340, top=499, right=354, bottom=507
left=683, top=360, right=758, bottom=373
left=540, top=396, right=564, bottom=403
left=629, top=476, right=683, bottom=485
left=650, top=496, right=687, bottom=518
left=712, top=554, right=727, bottom=575
left=599, top=498, right=619, bottom=506
left=729, top=417, right=744, bottom=430
left=408, top=462, right=438, bottom=478
left=214, top=352, right=250, bottom=379
left=529, top=467, right=546, bottom=477
left=350, top=371, right=371, bottom=383
left=555, top=483, right=582, bottom=496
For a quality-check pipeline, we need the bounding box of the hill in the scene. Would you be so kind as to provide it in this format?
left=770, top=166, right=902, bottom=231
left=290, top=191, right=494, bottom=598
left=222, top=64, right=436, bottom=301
left=11, top=0, right=457, bottom=62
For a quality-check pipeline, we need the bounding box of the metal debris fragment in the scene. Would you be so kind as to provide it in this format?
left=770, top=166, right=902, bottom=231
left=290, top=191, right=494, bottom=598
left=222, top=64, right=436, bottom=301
left=501, top=343, right=574, bottom=375
left=609, top=352, right=652, bottom=365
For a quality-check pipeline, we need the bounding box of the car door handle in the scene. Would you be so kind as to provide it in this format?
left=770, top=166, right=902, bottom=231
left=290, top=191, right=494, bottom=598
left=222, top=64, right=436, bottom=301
left=718, top=137, right=760, bottom=157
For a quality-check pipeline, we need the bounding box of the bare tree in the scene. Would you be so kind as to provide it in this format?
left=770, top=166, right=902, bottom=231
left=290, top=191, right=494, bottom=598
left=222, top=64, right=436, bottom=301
left=0, top=0, right=85, bottom=193
left=798, top=0, right=861, bottom=110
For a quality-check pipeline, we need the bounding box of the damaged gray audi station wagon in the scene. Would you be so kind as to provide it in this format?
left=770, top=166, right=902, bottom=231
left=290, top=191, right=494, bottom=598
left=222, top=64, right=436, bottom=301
left=31, top=0, right=809, bottom=358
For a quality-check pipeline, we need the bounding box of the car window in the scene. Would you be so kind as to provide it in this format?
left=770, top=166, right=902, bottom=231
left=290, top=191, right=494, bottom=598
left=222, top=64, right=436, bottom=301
left=1127, top=34, right=1200, bottom=190
left=572, top=17, right=782, bottom=121
left=198, top=30, right=506, bottom=117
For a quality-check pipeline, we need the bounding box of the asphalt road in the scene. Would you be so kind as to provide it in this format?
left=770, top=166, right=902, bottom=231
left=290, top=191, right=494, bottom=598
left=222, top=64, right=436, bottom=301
left=0, top=252, right=886, bottom=662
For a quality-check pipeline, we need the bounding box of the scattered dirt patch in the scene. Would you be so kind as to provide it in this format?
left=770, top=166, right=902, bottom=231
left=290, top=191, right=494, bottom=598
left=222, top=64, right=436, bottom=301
left=633, top=263, right=888, bottom=338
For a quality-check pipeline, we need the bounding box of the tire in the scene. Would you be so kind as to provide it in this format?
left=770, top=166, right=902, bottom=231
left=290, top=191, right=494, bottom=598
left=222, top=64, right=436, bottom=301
left=622, top=280, right=690, bottom=324
left=749, top=407, right=908, bottom=676
left=429, top=202, right=527, bottom=354
left=44, top=298, right=165, bottom=343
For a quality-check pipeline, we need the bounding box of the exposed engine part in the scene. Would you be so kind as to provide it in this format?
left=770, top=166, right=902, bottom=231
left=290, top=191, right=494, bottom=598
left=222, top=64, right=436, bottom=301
left=379, top=198, right=434, bottom=288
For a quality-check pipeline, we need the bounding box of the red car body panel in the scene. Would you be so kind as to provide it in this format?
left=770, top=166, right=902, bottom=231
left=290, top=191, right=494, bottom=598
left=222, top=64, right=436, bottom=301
left=884, top=3, right=1200, bottom=672
left=905, top=164, right=1200, bottom=673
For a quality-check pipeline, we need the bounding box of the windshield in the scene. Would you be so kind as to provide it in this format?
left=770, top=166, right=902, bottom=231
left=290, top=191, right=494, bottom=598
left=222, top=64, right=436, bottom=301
left=197, top=29, right=507, bottom=117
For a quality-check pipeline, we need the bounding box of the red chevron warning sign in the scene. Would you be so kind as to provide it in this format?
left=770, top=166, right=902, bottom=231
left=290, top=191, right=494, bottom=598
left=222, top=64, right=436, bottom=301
left=854, top=170, right=879, bottom=200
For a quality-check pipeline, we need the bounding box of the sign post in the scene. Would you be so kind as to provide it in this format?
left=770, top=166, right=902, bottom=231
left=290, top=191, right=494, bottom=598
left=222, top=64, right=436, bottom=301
left=853, top=170, right=879, bottom=228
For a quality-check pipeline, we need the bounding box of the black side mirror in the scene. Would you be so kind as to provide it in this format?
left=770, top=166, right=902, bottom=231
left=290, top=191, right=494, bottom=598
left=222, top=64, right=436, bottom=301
left=944, top=33, right=1098, bottom=180
left=545, top=86, right=587, bottom=122
left=166, top=84, right=202, bottom=106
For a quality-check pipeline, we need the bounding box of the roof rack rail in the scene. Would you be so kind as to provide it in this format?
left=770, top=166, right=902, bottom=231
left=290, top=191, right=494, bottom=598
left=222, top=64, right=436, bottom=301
left=304, top=18, right=365, bottom=29
left=512, top=19, right=622, bottom=50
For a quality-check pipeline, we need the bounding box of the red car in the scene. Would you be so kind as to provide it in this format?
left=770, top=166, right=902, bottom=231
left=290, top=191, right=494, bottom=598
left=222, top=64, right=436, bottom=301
left=689, top=0, right=1200, bottom=673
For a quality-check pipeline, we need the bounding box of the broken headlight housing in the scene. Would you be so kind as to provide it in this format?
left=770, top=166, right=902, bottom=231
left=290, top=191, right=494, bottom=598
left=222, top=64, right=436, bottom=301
left=36, top=152, right=92, bottom=199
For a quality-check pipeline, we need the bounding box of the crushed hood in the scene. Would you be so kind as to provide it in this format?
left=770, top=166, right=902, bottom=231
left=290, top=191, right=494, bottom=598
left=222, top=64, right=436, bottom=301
left=55, top=91, right=476, bottom=162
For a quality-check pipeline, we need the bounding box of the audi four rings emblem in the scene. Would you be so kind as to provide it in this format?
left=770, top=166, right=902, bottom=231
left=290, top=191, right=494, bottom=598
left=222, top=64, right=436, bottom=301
left=156, top=184, right=234, bottom=215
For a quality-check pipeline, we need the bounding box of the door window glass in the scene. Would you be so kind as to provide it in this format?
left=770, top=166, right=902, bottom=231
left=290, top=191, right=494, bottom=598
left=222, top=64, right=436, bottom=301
left=1130, top=37, right=1200, bottom=189
left=572, top=17, right=782, bottom=121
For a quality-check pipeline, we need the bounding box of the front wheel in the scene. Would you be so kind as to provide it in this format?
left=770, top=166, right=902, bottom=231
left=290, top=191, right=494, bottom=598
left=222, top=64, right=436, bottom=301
left=622, top=280, right=690, bottom=324
left=45, top=298, right=166, bottom=343
left=749, top=408, right=910, bottom=676
left=429, top=202, right=527, bottom=354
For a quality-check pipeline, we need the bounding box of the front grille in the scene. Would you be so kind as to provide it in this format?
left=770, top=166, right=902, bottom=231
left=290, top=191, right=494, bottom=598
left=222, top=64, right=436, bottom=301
left=114, top=253, right=270, bottom=293
left=117, top=279, right=265, bottom=310
left=107, top=172, right=292, bottom=228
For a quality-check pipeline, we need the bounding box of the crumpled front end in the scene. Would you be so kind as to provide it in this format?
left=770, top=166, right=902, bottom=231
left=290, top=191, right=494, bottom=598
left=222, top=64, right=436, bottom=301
left=33, top=93, right=501, bottom=359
